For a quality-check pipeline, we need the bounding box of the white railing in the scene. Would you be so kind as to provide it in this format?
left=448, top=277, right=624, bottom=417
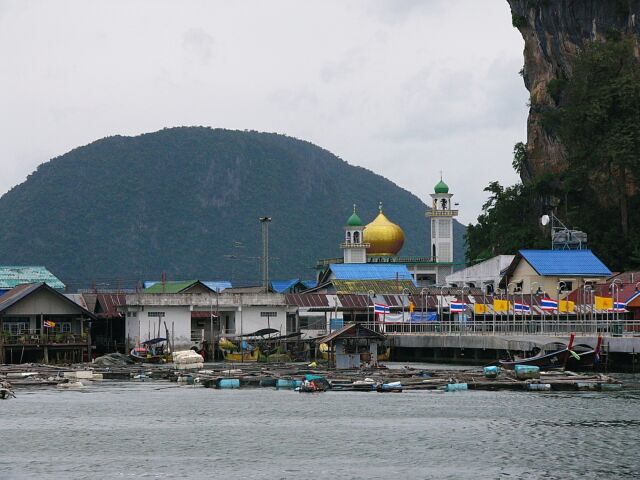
left=359, top=320, right=640, bottom=337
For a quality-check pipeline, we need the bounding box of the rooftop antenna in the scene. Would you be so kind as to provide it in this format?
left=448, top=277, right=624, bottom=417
left=541, top=213, right=588, bottom=250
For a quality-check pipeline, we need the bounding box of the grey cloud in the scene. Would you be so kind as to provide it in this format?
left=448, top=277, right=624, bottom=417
left=182, top=28, right=215, bottom=64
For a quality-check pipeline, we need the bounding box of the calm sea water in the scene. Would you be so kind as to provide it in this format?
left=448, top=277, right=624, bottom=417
left=1, top=365, right=639, bottom=480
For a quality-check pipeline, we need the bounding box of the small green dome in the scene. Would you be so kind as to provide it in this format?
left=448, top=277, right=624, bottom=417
left=347, top=212, right=362, bottom=227
left=434, top=179, right=449, bottom=194
left=347, top=205, right=362, bottom=226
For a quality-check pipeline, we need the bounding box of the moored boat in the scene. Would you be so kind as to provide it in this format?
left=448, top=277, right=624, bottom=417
left=565, top=336, right=603, bottom=371
left=499, top=334, right=575, bottom=370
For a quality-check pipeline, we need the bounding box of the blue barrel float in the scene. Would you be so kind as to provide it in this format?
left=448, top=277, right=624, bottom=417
left=217, top=378, right=240, bottom=389
left=444, top=383, right=468, bottom=392
left=514, top=365, right=540, bottom=380
left=483, top=366, right=500, bottom=379
left=276, top=379, right=302, bottom=390
left=527, top=383, right=551, bottom=391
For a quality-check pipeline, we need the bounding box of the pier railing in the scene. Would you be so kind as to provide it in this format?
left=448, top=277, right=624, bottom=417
left=359, top=319, right=640, bottom=337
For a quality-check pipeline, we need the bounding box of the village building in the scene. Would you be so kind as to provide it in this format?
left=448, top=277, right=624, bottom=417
left=123, top=290, right=297, bottom=351
left=501, top=250, right=611, bottom=299
left=446, top=255, right=515, bottom=293
left=0, top=283, right=96, bottom=364
left=317, top=323, right=386, bottom=369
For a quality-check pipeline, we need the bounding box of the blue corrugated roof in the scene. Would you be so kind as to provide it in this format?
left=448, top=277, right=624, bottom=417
left=270, top=278, right=300, bottom=293
left=144, top=280, right=232, bottom=291
left=302, top=280, right=317, bottom=289
left=330, top=263, right=415, bottom=283
left=519, top=250, right=611, bottom=276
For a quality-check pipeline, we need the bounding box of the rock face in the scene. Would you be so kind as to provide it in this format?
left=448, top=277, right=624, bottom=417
left=507, top=0, right=640, bottom=182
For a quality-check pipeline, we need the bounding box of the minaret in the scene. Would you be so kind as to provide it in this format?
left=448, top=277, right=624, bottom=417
left=427, top=175, right=457, bottom=277
left=341, top=205, right=369, bottom=264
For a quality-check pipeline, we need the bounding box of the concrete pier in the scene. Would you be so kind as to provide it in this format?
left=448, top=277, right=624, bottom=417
left=389, top=334, right=640, bottom=370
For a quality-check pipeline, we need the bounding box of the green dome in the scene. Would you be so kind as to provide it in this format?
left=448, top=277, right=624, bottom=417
left=347, top=211, right=362, bottom=227
left=434, top=179, right=449, bottom=194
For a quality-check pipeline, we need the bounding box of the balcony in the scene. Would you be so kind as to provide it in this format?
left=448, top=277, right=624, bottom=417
left=340, top=242, right=370, bottom=249
left=427, top=209, right=458, bottom=217
left=1, top=332, right=88, bottom=346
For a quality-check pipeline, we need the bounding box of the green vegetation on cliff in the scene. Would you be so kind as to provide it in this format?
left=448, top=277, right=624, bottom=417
left=0, top=128, right=465, bottom=288
left=467, top=37, right=640, bottom=270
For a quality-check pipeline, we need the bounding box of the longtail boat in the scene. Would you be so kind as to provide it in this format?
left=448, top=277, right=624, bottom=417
left=565, top=336, right=603, bottom=371
left=499, top=333, right=575, bottom=370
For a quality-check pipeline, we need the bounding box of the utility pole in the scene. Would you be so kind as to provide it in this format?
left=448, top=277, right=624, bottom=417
left=259, top=217, right=272, bottom=293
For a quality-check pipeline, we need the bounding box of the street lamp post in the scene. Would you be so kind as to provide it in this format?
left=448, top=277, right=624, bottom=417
left=439, top=286, right=447, bottom=333
left=507, top=282, right=518, bottom=334
left=493, top=287, right=502, bottom=335
left=530, top=282, right=540, bottom=334
left=458, top=285, right=469, bottom=334
left=610, top=279, right=623, bottom=335
left=402, top=288, right=411, bottom=333
left=557, top=281, right=567, bottom=335
left=368, top=289, right=375, bottom=329
left=582, top=284, right=593, bottom=333
left=421, top=287, right=428, bottom=333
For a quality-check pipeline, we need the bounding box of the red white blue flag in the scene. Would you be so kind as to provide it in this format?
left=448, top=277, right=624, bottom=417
left=450, top=302, right=466, bottom=313
left=374, top=303, right=390, bottom=315
left=540, top=298, right=558, bottom=311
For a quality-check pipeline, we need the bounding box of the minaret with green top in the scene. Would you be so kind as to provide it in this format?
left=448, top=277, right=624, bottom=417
left=427, top=174, right=458, bottom=282
left=341, top=204, right=369, bottom=263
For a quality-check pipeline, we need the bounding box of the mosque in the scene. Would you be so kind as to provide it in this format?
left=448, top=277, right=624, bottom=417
left=315, top=178, right=458, bottom=288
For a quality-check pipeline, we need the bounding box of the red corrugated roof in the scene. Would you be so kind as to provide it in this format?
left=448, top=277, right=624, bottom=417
left=285, top=294, right=329, bottom=308
left=337, top=294, right=370, bottom=309
left=95, top=293, right=126, bottom=318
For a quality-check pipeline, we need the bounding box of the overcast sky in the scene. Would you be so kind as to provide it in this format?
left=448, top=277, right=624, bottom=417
left=0, top=0, right=527, bottom=224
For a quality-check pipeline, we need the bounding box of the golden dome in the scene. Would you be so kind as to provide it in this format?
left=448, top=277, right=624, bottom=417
left=363, top=206, right=405, bottom=256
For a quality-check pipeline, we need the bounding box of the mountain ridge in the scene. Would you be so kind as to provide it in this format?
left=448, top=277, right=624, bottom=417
left=0, top=127, right=466, bottom=289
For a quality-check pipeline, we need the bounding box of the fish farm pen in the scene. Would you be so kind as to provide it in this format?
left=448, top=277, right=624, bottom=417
left=0, top=356, right=625, bottom=397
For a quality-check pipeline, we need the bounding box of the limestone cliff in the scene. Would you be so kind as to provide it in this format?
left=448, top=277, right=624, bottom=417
left=507, top=0, right=640, bottom=182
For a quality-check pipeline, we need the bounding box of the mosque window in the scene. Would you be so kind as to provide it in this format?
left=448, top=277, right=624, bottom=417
left=353, top=231, right=360, bottom=243
left=346, top=231, right=352, bottom=244
left=441, top=198, right=448, bottom=210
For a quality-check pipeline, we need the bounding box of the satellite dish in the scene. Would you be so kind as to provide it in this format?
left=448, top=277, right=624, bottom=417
left=541, top=215, right=550, bottom=226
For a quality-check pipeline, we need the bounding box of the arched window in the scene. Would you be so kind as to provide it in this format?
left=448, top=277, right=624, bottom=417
left=346, top=231, right=352, bottom=244
left=353, top=231, right=360, bottom=243
left=440, top=198, right=447, bottom=210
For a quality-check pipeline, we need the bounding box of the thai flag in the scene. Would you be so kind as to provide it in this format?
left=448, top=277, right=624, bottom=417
left=540, top=298, right=558, bottom=311
left=609, top=302, right=627, bottom=313
left=450, top=302, right=466, bottom=313
left=374, top=303, right=390, bottom=315
left=514, top=302, right=531, bottom=313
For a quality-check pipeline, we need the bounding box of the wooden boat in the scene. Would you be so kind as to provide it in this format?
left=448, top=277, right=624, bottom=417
left=565, top=336, right=603, bottom=371
left=130, top=337, right=171, bottom=363
left=499, top=334, right=575, bottom=371
left=219, top=337, right=260, bottom=362
left=223, top=349, right=260, bottom=362
left=0, top=382, right=15, bottom=399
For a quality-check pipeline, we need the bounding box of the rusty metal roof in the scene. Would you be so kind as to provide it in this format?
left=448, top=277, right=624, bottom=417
left=95, top=293, right=127, bottom=318
left=285, top=294, right=329, bottom=308
left=316, top=323, right=385, bottom=343
left=337, top=294, right=371, bottom=309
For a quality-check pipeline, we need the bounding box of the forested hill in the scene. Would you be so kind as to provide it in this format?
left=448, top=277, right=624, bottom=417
left=0, top=127, right=465, bottom=289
